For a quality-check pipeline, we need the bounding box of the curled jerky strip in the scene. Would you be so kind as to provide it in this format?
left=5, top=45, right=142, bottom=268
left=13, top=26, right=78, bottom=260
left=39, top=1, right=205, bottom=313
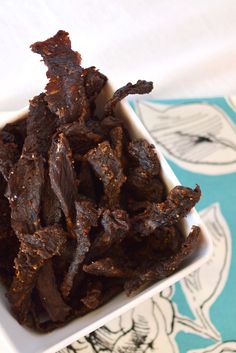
left=61, top=201, right=99, bottom=298
left=31, top=30, right=88, bottom=123
left=132, top=185, right=201, bottom=236
left=8, top=225, right=67, bottom=323
left=125, top=226, right=200, bottom=296
left=49, top=133, right=77, bottom=233
left=104, top=80, right=153, bottom=117
left=87, top=141, right=126, bottom=208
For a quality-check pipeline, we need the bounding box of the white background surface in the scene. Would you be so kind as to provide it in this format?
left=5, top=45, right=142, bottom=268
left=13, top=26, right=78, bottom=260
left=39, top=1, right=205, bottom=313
left=0, top=1, right=235, bottom=352
left=0, top=0, right=236, bottom=111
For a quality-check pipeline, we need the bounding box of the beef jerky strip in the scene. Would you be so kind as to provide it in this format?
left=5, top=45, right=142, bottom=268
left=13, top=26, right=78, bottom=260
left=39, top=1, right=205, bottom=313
left=23, top=93, right=57, bottom=157
left=128, top=139, right=160, bottom=177
left=36, top=260, right=71, bottom=322
left=81, top=280, right=103, bottom=309
left=132, top=185, right=201, bottom=237
left=86, top=141, right=126, bottom=208
left=60, top=121, right=102, bottom=155
left=0, top=139, right=19, bottom=181
left=147, top=225, right=185, bottom=255
left=124, top=226, right=200, bottom=296
left=2, top=118, right=27, bottom=150
left=83, top=66, right=107, bottom=103
left=110, top=126, right=123, bottom=160
left=7, top=225, right=67, bottom=324
left=0, top=197, right=15, bottom=240
left=78, top=161, right=96, bottom=200
left=31, top=30, right=89, bottom=123
left=49, top=133, right=77, bottom=233
left=6, top=155, right=44, bottom=235
left=90, top=209, right=130, bottom=257
left=41, top=171, right=62, bottom=226
left=83, top=257, right=135, bottom=278
left=104, top=80, right=153, bottom=117
left=61, top=200, right=99, bottom=298
left=127, top=168, right=164, bottom=202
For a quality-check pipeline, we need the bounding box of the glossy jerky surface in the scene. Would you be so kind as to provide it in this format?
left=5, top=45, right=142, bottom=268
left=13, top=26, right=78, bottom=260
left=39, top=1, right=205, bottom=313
left=0, top=30, right=202, bottom=332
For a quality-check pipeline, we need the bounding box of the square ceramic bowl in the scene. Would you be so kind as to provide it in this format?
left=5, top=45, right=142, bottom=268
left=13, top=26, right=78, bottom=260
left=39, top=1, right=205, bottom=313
left=0, top=85, right=212, bottom=353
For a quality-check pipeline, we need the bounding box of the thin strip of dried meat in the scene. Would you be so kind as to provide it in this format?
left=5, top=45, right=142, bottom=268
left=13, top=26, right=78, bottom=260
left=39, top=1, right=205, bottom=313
left=0, top=140, right=19, bottom=181
left=60, top=121, right=102, bottom=155
left=104, top=80, right=153, bottom=117
left=49, top=133, right=77, bottom=233
left=127, top=168, right=164, bottom=202
left=132, top=185, right=201, bottom=236
left=2, top=118, right=27, bottom=151
left=125, top=226, right=200, bottom=296
left=110, top=126, right=123, bottom=160
left=61, top=200, right=99, bottom=298
left=83, top=257, right=135, bottom=278
left=83, top=66, right=107, bottom=103
left=23, top=94, right=58, bottom=157
left=78, top=161, right=96, bottom=200
left=6, top=155, right=44, bottom=235
left=31, top=30, right=89, bottom=123
left=8, top=225, right=67, bottom=324
left=41, top=172, right=61, bottom=226
left=86, top=141, right=126, bottom=208
left=91, top=209, right=130, bottom=257
left=36, top=260, right=71, bottom=322
left=128, top=139, right=160, bottom=177
left=81, top=280, right=103, bottom=309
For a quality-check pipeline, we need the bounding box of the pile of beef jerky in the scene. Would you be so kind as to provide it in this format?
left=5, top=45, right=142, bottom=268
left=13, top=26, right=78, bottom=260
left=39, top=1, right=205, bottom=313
left=0, top=31, right=201, bottom=332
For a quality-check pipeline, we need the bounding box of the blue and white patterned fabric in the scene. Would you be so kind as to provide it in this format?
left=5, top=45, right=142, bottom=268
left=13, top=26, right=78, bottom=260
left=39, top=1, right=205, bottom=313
left=60, top=96, right=236, bottom=353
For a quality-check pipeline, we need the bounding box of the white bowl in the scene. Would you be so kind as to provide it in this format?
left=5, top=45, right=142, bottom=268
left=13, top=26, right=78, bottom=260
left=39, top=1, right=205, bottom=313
left=0, top=85, right=212, bottom=353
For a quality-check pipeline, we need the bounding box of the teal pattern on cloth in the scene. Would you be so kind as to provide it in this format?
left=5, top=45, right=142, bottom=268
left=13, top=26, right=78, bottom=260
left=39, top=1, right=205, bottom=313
left=61, top=97, right=236, bottom=353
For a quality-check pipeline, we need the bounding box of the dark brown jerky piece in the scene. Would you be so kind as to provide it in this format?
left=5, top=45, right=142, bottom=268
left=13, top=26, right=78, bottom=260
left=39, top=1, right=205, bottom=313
left=0, top=140, right=19, bottom=181
left=8, top=225, right=67, bottom=324
left=60, top=121, right=102, bottom=155
left=37, top=260, right=71, bottom=322
left=90, top=209, right=130, bottom=257
left=104, top=80, right=153, bottom=116
left=128, top=139, right=160, bottom=177
left=2, top=118, right=27, bottom=150
left=31, top=30, right=88, bottom=123
left=127, top=169, right=164, bottom=202
left=24, top=93, right=58, bottom=157
left=0, top=197, right=15, bottom=240
left=78, top=161, right=96, bottom=200
left=125, top=226, right=200, bottom=296
left=110, top=126, right=123, bottom=160
left=6, top=155, right=44, bottom=235
left=61, top=200, right=99, bottom=297
left=83, top=257, right=135, bottom=278
left=81, top=280, right=103, bottom=309
left=132, top=185, right=201, bottom=237
left=41, top=172, right=61, bottom=226
left=147, top=225, right=185, bottom=255
left=49, top=133, right=77, bottom=232
left=86, top=141, right=126, bottom=208
left=83, top=66, right=107, bottom=103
